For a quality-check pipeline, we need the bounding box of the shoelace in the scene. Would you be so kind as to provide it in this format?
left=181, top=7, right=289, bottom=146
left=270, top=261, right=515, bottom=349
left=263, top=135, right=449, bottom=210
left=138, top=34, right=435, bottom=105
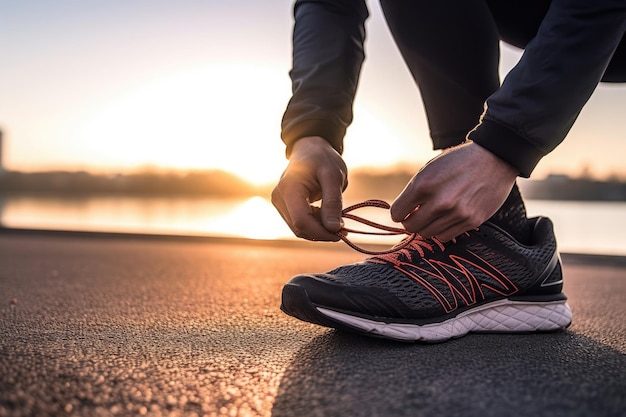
left=335, top=199, right=416, bottom=255
left=336, top=199, right=458, bottom=257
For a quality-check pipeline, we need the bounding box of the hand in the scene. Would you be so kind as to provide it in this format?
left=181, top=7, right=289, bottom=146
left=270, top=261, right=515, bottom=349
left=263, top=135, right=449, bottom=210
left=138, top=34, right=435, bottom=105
left=271, top=136, right=348, bottom=241
left=391, top=142, right=519, bottom=242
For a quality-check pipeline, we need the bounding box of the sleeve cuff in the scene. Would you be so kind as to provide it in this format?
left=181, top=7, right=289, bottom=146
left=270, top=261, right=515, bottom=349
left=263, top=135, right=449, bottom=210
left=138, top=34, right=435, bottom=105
left=281, top=119, right=345, bottom=158
left=468, top=118, right=546, bottom=178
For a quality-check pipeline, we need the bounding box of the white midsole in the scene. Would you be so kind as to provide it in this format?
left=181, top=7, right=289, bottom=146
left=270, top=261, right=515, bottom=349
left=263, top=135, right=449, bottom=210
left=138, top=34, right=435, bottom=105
left=316, top=299, right=573, bottom=342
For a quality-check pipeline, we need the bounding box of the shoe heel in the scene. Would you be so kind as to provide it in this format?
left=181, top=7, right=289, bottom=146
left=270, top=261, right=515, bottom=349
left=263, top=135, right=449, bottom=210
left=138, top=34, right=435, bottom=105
left=524, top=252, right=564, bottom=296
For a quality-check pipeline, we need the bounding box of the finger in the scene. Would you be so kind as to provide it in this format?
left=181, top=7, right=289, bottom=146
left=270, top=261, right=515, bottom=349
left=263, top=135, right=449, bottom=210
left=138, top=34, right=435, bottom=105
left=402, top=202, right=477, bottom=242
left=281, top=186, right=341, bottom=241
left=402, top=210, right=448, bottom=240
left=434, top=221, right=474, bottom=242
left=290, top=207, right=341, bottom=241
left=398, top=195, right=448, bottom=234
left=430, top=210, right=486, bottom=242
left=271, top=187, right=305, bottom=238
left=390, top=177, right=424, bottom=223
left=318, top=169, right=345, bottom=233
left=421, top=217, right=469, bottom=242
left=400, top=197, right=455, bottom=235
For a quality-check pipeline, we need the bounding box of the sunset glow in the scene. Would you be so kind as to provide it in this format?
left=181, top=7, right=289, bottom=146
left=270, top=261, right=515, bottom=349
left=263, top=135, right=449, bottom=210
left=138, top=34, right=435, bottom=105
left=74, top=65, right=291, bottom=185
left=0, top=0, right=624, bottom=183
left=207, top=196, right=292, bottom=240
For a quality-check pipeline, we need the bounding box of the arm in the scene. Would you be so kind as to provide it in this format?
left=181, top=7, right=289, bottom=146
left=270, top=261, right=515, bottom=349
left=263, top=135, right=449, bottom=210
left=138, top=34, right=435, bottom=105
left=392, top=0, right=625, bottom=241
left=469, top=0, right=626, bottom=177
left=273, top=0, right=368, bottom=241
left=281, top=0, right=368, bottom=157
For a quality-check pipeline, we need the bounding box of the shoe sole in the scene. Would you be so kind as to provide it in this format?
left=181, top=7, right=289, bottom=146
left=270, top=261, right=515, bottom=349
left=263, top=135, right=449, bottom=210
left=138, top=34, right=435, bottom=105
left=281, top=284, right=572, bottom=342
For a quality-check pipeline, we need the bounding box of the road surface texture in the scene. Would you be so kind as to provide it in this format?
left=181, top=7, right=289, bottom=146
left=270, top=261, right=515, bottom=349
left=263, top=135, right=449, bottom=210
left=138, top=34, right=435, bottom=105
left=1, top=230, right=624, bottom=417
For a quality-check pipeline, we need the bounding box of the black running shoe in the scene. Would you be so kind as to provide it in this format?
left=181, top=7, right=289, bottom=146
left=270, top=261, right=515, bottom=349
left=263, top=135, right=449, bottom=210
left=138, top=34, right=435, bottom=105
left=281, top=203, right=572, bottom=342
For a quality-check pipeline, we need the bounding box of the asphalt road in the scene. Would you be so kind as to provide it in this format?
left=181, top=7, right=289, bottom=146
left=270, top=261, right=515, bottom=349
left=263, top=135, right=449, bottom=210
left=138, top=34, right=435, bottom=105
left=0, top=231, right=625, bottom=417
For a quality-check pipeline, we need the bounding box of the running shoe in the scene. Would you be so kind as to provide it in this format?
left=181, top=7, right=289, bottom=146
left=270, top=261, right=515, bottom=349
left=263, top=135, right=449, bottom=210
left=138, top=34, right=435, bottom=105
left=280, top=200, right=572, bottom=342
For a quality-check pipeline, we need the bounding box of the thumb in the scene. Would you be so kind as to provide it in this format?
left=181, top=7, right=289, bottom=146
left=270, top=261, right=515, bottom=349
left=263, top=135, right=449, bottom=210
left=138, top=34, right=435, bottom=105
left=319, top=171, right=345, bottom=233
left=320, top=193, right=344, bottom=233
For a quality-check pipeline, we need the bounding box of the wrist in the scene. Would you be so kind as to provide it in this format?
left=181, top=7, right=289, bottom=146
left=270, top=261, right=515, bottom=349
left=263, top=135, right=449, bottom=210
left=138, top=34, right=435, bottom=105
left=467, top=119, right=541, bottom=177
left=291, top=136, right=336, bottom=158
left=468, top=141, right=520, bottom=178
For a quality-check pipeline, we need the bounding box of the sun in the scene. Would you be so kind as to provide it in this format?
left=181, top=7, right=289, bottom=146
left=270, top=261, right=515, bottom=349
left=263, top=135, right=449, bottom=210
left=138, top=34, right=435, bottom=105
left=75, top=64, right=291, bottom=185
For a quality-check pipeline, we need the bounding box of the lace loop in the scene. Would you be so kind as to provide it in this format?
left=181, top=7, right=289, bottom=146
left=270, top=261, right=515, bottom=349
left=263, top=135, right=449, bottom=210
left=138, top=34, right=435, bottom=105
left=335, top=199, right=416, bottom=255
left=332, top=200, right=473, bottom=256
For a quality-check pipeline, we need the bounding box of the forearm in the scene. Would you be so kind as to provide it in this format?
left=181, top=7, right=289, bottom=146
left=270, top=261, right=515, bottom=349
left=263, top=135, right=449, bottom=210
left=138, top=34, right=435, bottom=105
left=469, top=0, right=626, bottom=177
left=281, top=0, right=368, bottom=158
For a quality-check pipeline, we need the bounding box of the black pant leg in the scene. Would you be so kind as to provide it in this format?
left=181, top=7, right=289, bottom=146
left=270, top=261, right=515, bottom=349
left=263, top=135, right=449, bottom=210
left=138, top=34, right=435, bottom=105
left=485, top=0, right=551, bottom=48
left=379, top=0, right=501, bottom=149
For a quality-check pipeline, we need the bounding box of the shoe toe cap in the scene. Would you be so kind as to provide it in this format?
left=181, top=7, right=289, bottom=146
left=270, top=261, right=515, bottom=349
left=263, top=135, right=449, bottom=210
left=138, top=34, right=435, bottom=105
left=283, top=274, right=410, bottom=319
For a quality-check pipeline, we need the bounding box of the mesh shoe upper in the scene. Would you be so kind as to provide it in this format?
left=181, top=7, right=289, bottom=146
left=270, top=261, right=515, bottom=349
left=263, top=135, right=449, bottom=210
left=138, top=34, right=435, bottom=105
left=286, top=217, right=564, bottom=322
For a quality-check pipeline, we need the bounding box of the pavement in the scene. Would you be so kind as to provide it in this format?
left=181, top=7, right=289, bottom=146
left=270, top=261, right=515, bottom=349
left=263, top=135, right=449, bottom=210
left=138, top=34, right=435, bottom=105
left=0, top=230, right=624, bottom=417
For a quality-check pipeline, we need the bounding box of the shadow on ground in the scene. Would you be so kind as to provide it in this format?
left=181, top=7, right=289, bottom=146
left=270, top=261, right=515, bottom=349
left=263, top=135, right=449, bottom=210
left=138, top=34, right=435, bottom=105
left=272, top=330, right=626, bottom=417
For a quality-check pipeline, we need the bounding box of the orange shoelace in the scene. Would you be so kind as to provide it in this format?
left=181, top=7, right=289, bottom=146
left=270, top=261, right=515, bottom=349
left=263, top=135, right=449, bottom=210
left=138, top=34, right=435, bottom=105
left=335, top=199, right=416, bottom=255
left=336, top=199, right=459, bottom=257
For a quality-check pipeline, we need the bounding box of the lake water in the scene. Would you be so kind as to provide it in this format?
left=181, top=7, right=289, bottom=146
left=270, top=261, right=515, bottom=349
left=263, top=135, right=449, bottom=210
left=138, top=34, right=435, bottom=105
left=0, top=195, right=624, bottom=256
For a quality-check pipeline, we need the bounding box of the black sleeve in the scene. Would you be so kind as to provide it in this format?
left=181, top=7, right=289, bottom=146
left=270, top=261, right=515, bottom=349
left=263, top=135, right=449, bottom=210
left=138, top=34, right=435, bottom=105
left=280, top=0, right=369, bottom=157
left=469, top=0, right=626, bottom=177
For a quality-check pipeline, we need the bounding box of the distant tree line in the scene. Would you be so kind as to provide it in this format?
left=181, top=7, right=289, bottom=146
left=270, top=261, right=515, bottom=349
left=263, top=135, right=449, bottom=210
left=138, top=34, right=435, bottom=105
left=519, top=175, right=626, bottom=201
left=0, top=169, right=625, bottom=201
left=0, top=170, right=271, bottom=197
left=343, top=171, right=626, bottom=202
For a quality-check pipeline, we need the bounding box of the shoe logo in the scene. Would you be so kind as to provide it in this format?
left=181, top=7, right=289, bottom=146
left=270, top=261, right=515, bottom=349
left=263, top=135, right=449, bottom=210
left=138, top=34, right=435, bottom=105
left=369, top=249, right=519, bottom=313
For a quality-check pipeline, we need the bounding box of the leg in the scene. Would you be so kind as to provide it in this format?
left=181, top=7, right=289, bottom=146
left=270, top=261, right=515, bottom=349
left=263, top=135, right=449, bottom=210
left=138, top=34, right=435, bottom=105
left=380, top=0, right=558, bottom=148
left=379, top=0, right=500, bottom=149
left=486, top=0, right=551, bottom=49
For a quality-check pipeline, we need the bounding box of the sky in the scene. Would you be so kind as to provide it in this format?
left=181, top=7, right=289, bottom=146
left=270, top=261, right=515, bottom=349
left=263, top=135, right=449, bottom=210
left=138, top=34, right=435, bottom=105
left=1, top=0, right=625, bottom=185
